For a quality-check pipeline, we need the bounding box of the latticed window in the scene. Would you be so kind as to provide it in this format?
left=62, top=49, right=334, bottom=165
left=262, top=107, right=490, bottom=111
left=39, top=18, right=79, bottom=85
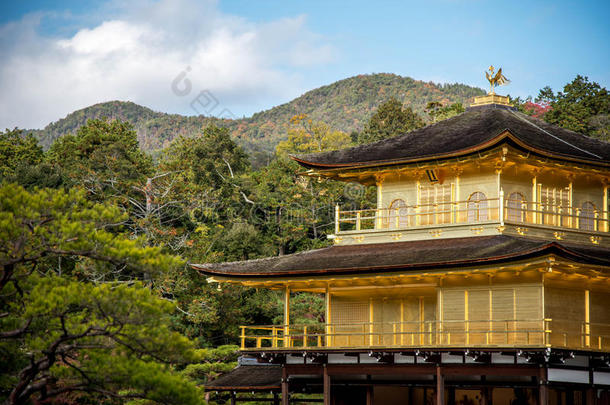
left=419, top=183, right=453, bottom=225
left=539, top=186, right=570, bottom=226
left=579, top=201, right=597, bottom=231
left=387, top=199, right=409, bottom=229
left=467, top=192, right=488, bottom=222
left=507, top=192, right=526, bottom=223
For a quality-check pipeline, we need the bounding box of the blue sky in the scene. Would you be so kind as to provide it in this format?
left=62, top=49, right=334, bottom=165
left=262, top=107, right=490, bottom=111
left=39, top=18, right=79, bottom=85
left=1, top=0, right=608, bottom=129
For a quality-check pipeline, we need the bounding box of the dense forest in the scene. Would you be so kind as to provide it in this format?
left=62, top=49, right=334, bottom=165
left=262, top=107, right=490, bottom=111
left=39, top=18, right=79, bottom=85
left=1, top=75, right=608, bottom=404
left=29, top=74, right=487, bottom=165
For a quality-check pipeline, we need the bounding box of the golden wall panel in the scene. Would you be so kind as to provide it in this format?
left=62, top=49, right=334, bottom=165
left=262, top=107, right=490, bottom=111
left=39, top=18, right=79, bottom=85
left=590, top=291, right=610, bottom=349
left=545, top=287, right=585, bottom=348
left=440, top=284, right=542, bottom=346
left=514, top=286, right=544, bottom=345
left=331, top=296, right=368, bottom=347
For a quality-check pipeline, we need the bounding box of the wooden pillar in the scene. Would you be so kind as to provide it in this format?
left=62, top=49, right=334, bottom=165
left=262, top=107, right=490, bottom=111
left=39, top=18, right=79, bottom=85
left=323, top=365, right=331, bottom=405
left=273, top=392, right=280, bottom=405
left=436, top=365, right=444, bottom=405
left=585, top=290, right=591, bottom=347
left=532, top=175, right=538, bottom=224
left=284, top=287, right=290, bottom=348
left=448, top=386, right=455, bottom=405
left=539, top=367, right=549, bottom=405
left=376, top=180, right=383, bottom=229
left=481, top=387, right=492, bottom=405
left=366, top=384, right=374, bottom=405
left=282, top=366, right=289, bottom=405
left=603, top=184, right=608, bottom=232
left=369, top=297, right=374, bottom=346
left=230, top=391, right=236, bottom=405
left=325, top=286, right=331, bottom=347
left=587, top=388, right=597, bottom=405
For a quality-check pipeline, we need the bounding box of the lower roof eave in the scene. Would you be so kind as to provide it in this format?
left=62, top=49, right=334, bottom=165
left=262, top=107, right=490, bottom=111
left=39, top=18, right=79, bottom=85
left=191, top=236, right=610, bottom=280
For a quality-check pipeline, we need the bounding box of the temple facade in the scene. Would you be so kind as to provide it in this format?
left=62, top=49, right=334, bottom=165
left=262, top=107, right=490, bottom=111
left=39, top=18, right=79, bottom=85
left=196, top=93, right=610, bottom=405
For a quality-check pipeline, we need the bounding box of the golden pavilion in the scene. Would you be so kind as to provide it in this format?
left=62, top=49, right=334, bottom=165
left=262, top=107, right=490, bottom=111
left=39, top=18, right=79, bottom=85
left=196, top=76, right=610, bottom=405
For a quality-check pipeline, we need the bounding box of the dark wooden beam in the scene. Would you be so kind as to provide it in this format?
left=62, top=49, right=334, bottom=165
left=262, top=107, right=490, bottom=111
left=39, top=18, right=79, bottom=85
left=282, top=366, right=289, bottom=405
left=436, top=365, right=444, bottom=405
left=286, top=363, right=540, bottom=377
left=327, top=364, right=435, bottom=375
left=539, top=367, right=548, bottom=405
left=441, top=364, right=540, bottom=377
left=323, top=366, right=331, bottom=405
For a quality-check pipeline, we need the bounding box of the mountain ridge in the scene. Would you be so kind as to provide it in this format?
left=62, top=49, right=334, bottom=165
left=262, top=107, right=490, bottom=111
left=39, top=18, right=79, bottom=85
left=29, top=73, right=486, bottom=159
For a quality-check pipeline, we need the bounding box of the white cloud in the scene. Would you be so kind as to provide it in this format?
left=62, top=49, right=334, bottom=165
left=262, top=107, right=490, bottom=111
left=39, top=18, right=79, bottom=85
left=0, top=0, right=335, bottom=129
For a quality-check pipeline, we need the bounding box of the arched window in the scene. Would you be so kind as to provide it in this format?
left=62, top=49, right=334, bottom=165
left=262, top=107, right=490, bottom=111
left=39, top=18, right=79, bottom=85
left=388, top=199, right=409, bottom=229
left=507, top=192, right=527, bottom=223
left=579, top=201, right=597, bottom=231
left=467, top=192, right=488, bottom=222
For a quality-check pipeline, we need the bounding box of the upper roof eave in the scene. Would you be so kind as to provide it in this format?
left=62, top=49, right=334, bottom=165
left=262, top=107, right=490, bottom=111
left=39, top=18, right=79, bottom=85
left=291, top=130, right=610, bottom=172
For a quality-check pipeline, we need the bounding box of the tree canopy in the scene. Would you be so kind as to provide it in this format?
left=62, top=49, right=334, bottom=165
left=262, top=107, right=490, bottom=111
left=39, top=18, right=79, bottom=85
left=0, top=129, right=43, bottom=180
left=358, top=97, right=425, bottom=144
left=0, top=185, right=202, bottom=405
left=47, top=119, right=153, bottom=200
left=536, top=75, right=610, bottom=140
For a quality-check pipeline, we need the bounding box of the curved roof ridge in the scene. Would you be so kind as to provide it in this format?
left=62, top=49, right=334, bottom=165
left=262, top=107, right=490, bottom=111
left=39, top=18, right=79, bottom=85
left=507, top=109, right=602, bottom=159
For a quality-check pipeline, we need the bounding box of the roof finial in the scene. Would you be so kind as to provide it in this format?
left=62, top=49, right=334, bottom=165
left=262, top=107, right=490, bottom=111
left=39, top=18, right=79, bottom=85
left=485, top=65, right=510, bottom=95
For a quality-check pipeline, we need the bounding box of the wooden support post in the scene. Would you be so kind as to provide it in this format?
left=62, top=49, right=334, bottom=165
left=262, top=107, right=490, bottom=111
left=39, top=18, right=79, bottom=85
left=532, top=176, right=538, bottom=224
left=603, top=185, right=608, bottom=232
left=481, top=385, right=491, bottom=405
left=436, top=365, right=444, bottom=405
left=366, top=385, right=373, bottom=405
left=587, top=388, right=596, bottom=405
left=284, top=287, right=290, bottom=348
left=334, top=204, right=340, bottom=234
left=369, top=297, right=374, bottom=347
left=465, top=290, right=469, bottom=345
left=273, top=392, right=280, bottom=405
left=323, top=365, right=331, bottom=405
left=448, top=387, right=455, bottom=405
left=499, top=188, right=505, bottom=225
left=376, top=181, right=383, bottom=229
left=400, top=299, right=405, bottom=346
left=282, top=366, right=289, bottom=405
left=230, top=391, right=236, bottom=405
left=325, top=286, right=331, bottom=347
left=585, top=290, right=591, bottom=347
left=569, top=182, right=574, bottom=228
left=539, top=367, right=548, bottom=405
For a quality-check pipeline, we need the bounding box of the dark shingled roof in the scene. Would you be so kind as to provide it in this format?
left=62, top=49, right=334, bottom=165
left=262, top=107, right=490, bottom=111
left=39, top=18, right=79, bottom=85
left=192, top=235, right=610, bottom=277
left=205, top=365, right=281, bottom=391
left=292, top=105, right=610, bottom=169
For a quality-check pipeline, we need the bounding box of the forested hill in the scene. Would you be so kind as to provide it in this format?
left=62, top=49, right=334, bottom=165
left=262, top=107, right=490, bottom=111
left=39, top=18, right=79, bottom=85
left=30, top=73, right=486, bottom=155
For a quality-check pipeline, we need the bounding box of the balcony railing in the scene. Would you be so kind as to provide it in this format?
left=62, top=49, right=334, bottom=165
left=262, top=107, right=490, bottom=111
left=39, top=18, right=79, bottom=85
left=239, top=320, right=610, bottom=352
left=334, top=197, right=609, bottom=234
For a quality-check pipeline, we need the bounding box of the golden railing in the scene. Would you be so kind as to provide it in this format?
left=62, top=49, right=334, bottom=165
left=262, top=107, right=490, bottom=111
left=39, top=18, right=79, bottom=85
left=335, top=198, right=501, bottom=233
left=504, top=202, right=609, bottom=232
left=334, top=198, right=609, bottom=234
left=240, top=320, right=610, bottom=352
